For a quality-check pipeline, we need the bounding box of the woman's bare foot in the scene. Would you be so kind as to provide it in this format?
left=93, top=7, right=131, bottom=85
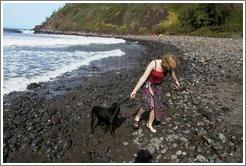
left=134, top=116, right=140, bottom=122
left=146, top=123, right=157, bottom=133
left=133, top=116, right=141, bottom=129
left=133, top=120, right=140, bottom=129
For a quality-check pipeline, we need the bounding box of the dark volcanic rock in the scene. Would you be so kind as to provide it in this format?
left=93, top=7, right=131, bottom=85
left=3, top=35, right=243, bottom=163
left=27, top=83, right=42, bottom=90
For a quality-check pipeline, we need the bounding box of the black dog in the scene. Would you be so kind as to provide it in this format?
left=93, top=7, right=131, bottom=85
left=90, top=98, right=129, bottom=136
left=134, top=149, right=153, bottom=163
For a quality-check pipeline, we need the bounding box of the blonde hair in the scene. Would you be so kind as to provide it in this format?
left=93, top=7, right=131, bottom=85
left=161, top=54, right=177, bottom=70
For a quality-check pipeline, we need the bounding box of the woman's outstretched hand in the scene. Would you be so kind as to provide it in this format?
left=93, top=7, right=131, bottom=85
left=130, top=91, right=136, bottom=99
left=175, top=81, right=180, bottom=89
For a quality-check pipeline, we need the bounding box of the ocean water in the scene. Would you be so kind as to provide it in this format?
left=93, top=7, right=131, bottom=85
left=3, top=28, right=127, bottom=94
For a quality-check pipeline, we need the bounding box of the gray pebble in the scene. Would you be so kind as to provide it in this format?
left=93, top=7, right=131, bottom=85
left=196, top=155, right=207, bottom=162
left=171, top=154, right=177, bottom=160
left=176, top=150, right=182, bottom=156
left=146, top=145, right=155, bottom=155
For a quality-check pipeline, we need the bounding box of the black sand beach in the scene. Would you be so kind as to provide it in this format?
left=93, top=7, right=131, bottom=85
left=3, top=34, right=243, bottom=163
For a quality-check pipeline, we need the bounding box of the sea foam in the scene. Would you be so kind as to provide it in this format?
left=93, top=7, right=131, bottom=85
left=3, top=49, right=125, bottom=94
left=3, top=34, right=125, bottom=47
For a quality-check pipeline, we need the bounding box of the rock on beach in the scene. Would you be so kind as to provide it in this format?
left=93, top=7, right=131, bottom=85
left=3, top=34, right=243, bottom=163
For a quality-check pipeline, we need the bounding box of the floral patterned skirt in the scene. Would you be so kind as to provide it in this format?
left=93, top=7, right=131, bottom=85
left=141, top=81, right=166, bottom=121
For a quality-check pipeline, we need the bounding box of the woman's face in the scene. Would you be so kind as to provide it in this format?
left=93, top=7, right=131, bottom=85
left=161, top=61, right=170, bottom=71
left=162, top=65, right=170, bottom=72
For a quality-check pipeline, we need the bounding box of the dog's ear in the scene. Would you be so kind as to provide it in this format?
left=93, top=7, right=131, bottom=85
left=110, top=102, right=120, bottom=113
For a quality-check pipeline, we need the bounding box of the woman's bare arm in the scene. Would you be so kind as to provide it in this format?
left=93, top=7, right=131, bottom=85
left=130, top=61, right=154, bottom=98
left=171, top=70, right=180, bottom=88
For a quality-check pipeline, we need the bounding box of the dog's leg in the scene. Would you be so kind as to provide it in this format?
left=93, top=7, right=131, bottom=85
left=110, top=124, right=115, bottom=135
left=109, top=118, right=116, bottom=136
left=110, top=126, right=116, bottom=137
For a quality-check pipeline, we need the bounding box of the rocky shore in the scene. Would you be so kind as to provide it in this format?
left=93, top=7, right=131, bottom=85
left=3, top=33, right=243, bottom=163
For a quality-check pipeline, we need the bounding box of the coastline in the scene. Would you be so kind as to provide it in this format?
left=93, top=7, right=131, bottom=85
left=3, top=31, right=243, bottom=163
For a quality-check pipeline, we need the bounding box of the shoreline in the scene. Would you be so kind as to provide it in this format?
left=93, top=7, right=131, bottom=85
left=34, top=29, right=243, bottom=40
left=3, top=31, right=243, bottom=163
left=3, top=37, right=146, bottom=97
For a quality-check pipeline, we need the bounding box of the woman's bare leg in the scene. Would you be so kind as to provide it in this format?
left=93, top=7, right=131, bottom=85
left=147, top=90, right=156, bottom=133
left=147, top=109, right=156, bottom=133
left=135, top=107, right=145, bottom=121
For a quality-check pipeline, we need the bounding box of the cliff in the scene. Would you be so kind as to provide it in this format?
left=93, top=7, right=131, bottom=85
left=34, top=3, right=243, bottom=37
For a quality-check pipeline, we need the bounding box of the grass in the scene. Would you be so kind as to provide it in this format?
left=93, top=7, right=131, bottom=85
left=38, top=3, right=243, bottom=38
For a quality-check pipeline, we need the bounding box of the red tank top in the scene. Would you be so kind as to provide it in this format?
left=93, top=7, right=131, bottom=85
left=148, top=60, right=165, bottom=84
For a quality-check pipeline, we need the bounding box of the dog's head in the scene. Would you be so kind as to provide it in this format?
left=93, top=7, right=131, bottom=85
left=110, top=102, right=120, bottom=114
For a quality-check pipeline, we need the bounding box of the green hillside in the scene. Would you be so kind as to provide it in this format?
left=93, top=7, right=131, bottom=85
left=34, top=3, right=243, bottom=37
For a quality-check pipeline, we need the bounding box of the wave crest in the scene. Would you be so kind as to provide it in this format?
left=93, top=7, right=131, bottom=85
left=4, top=34, right=126, bottom=47
left=3, top=49, right=125, bottom=94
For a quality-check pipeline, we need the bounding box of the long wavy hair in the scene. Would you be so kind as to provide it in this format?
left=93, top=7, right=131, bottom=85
left=161, top=54, right=177, bottom=70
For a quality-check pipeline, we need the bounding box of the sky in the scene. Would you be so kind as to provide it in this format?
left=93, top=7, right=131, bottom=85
left=3, top=3, right=65, bottom=29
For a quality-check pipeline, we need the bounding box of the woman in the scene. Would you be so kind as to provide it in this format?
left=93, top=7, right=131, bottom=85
left=130, top=54, right=180, bottom=133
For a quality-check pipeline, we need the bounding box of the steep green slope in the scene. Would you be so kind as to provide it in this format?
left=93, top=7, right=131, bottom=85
left=35, top=3, right=243, bottom=37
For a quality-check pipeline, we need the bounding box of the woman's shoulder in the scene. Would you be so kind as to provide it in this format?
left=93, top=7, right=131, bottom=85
left=146, top=60, right=155, bottom=69
left=150, top=59, right=161, bottom=63
left=151, top=59, right=162, bottom=65
left=147, top=59, right=161, bottom=69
